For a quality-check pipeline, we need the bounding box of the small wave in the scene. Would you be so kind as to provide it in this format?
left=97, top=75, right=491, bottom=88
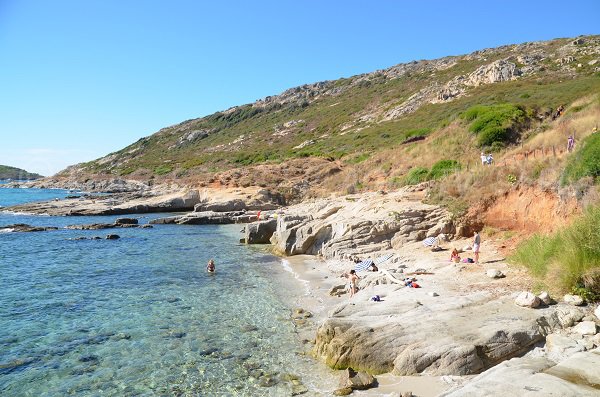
left=0, top=210, right=50, bottom=217
left=0, top=228, right=14, bottom=233
left=280, top=259, right=311, bottom=296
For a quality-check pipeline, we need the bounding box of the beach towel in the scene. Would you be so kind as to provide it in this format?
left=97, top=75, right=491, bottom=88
left=422, top=237, right=438, bottom=247
left=354, top=259, right=374, bottom=272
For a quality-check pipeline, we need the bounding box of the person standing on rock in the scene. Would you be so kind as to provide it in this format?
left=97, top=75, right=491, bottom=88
left=345, top=270, right=360, bottom=298
left=473, top=231, right=481, bottom=264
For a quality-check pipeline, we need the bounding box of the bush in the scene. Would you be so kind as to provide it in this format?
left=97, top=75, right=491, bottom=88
left=511, top=205, right=600, bottom=300
left=462, top=104, right=527, bottom=147
left=154, top=165, right=173, bottom=175
left=428, top=160, right=461, bottom=180
left=562, top=133, right=600, bottom=185
left=404, top=167, right=430, bottom=185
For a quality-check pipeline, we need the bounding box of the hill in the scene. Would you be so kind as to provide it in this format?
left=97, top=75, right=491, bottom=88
left=54, top=35, right=600, bottom=201
left=0, top=165, right=43, bottom=180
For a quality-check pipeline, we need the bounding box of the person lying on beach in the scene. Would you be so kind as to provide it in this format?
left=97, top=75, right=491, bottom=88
left=206, top=259, right=215, bottom=273
left=450, top=248, right=461, bottom=263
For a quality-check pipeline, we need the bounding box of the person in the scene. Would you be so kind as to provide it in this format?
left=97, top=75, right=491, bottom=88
left=450, top=248, right=461, bottom=263
left=473, top=231, right=481, bottom=264
left=480, top=152, right=488, bottom=165
left=567, top=135, right=575, bottom=153
left=206, top=259, right=215, bottom=273
left=368, top=263, right=379, bottom=272
left=344, top=270, right=360, bottom=298
left=486, top=154, right=494, bottom=165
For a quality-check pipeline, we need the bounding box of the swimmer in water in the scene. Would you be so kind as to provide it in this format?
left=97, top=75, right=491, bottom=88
left=206, top=259, right=215, bottom=273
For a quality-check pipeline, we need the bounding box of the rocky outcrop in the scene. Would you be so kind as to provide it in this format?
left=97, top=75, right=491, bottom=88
left=0, top=224, right=58, bottom=232
left=244, top=219, right=277, bottom=244
left=440, top=350, right=600, bottom=397
left=314, top=285, right=585, bottom=376
left=270, top=190, right=454, bottom=259
left=149, top=211, right=256, bottom=225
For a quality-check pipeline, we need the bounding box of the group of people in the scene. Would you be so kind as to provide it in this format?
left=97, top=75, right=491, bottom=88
left=450, top=231, right=481, bottom=264
left=480, top=152, right=494, bottom=165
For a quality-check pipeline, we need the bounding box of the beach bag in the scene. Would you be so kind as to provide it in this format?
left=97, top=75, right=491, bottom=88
left=371, top=295, right=381, bottom=302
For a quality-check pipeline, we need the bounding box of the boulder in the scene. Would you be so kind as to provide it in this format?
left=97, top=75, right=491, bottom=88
left=538, top=291, right=552, bottom=305
left=563, top=294, right=584, bottom=306
left=106, top=234, right=120, bottom=240
left=545, top=334, right=583, bottom=361
left=515, top=291, right=540, bottom=308
left=594, top=305, right=600, bottom=319
left=244, top=219, right=277, bottom=244
left=338, top=368, right=377, bottom=391
left=572, top=321, right=598, bottom=336
left=486, top=269, right=504, bottom=279
left=114, top=217, right=138, bottom=225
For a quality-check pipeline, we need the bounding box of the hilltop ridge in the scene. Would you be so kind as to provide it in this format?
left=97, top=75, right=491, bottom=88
left=0, top=165, right=43, bottom=180
left=51, top=35, right=598, bottom=197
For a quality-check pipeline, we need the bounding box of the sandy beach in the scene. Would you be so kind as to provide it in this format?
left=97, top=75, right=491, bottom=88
left=277, top=236, right=523, bottom=397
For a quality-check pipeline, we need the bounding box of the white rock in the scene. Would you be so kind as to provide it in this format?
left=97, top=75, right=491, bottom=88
left=592, top=333, right=600, bottom=347
left=563, top=294, right=584, bottom=306
left=515, top=291, right=540, bottom=308
left=538, top=291, right=551, bottom=305
left=594, top=305, right=600, bottom=319
left=462, top=245, right=472, bottom=251
left=576, top=337, right=595, bottom=351
left=572, top=321, right=598, bottom=336
left=486, top=269, right=504, bottom=279
left=546, top=333, right=583, bottom=361
left=429, top=292, right=439, bottom=297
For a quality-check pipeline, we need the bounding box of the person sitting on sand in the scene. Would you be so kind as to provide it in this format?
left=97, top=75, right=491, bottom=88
left=368, top=263, right=379, bottom=272
left=206, top=259, right=215, bottom=273
left=450, top=248, right=461, bottom=263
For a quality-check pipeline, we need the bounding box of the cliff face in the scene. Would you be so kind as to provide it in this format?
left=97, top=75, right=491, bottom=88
left=51, top=36, right=600, bottom=200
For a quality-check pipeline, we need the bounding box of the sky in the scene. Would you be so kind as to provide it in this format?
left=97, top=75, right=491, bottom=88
left=0, top=1, right=598, bottom=176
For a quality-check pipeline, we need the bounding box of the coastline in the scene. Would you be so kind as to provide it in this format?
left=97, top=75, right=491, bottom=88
left=278, top=254, right=466, bottom=396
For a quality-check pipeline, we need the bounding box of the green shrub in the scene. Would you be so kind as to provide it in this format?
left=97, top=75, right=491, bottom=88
left=562, top=133, right=600, bottom=185
left=511, top=205, right=600, bottom=300
left=154, top=165, right=173, bottom=175
left=462, top=104, right=527, bottom=147
left=428, top=160, right=461, bottom=180
left=404, top=167, right=430, bottom=185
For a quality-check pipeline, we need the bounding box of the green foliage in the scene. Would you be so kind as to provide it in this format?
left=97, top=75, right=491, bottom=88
left=507, top=174, right=517, bottom=184
left=461, top=104, right=527, bottom=147
left=0, top=165, right=43, bottom=179
left=562, top=133, right=600, bottom=185
left=428, top=160, right=461, bottom=180
left=404, top=167, right=430, bottom=185
left=346, top=153, right=370, bottom=164
left=154, top=165, right=173, bottom=175
left=511, top=205, right=600, bottom=299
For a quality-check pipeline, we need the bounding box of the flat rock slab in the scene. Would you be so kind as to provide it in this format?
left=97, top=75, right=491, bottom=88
left=440, top=350, right=600, bottom=397
left=315, top=286, right=582, bottom=376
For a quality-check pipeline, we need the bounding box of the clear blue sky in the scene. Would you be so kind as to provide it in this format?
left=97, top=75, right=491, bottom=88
left=1, top=1, right=598, bottom=176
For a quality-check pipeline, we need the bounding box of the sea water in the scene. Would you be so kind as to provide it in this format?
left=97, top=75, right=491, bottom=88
left=0, top=187, right=336, bottom=396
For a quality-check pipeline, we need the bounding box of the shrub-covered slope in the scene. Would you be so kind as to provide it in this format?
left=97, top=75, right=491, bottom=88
left=0, top=165, right=43, bottom=180
left=58, top=35, right=600, bottom=194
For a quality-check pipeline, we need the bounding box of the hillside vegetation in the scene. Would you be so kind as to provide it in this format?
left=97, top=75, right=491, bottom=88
left=59, top=35, right=600, bottom=197
left=0, top=165, right=43, bottom=180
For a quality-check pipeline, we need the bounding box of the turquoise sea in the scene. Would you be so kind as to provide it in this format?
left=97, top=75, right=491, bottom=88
left=0, top=186, right=334, bottom=396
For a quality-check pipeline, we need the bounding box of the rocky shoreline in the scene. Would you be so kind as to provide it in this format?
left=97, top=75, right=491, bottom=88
left=3, top=182, right=599, bottom=396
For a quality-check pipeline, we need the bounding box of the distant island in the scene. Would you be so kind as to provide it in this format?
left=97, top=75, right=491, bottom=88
left=0, top=165, right=43, bottom=180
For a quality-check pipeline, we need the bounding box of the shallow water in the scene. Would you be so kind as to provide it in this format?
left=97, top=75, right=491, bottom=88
left=0, top=188, right=336, bottom=396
